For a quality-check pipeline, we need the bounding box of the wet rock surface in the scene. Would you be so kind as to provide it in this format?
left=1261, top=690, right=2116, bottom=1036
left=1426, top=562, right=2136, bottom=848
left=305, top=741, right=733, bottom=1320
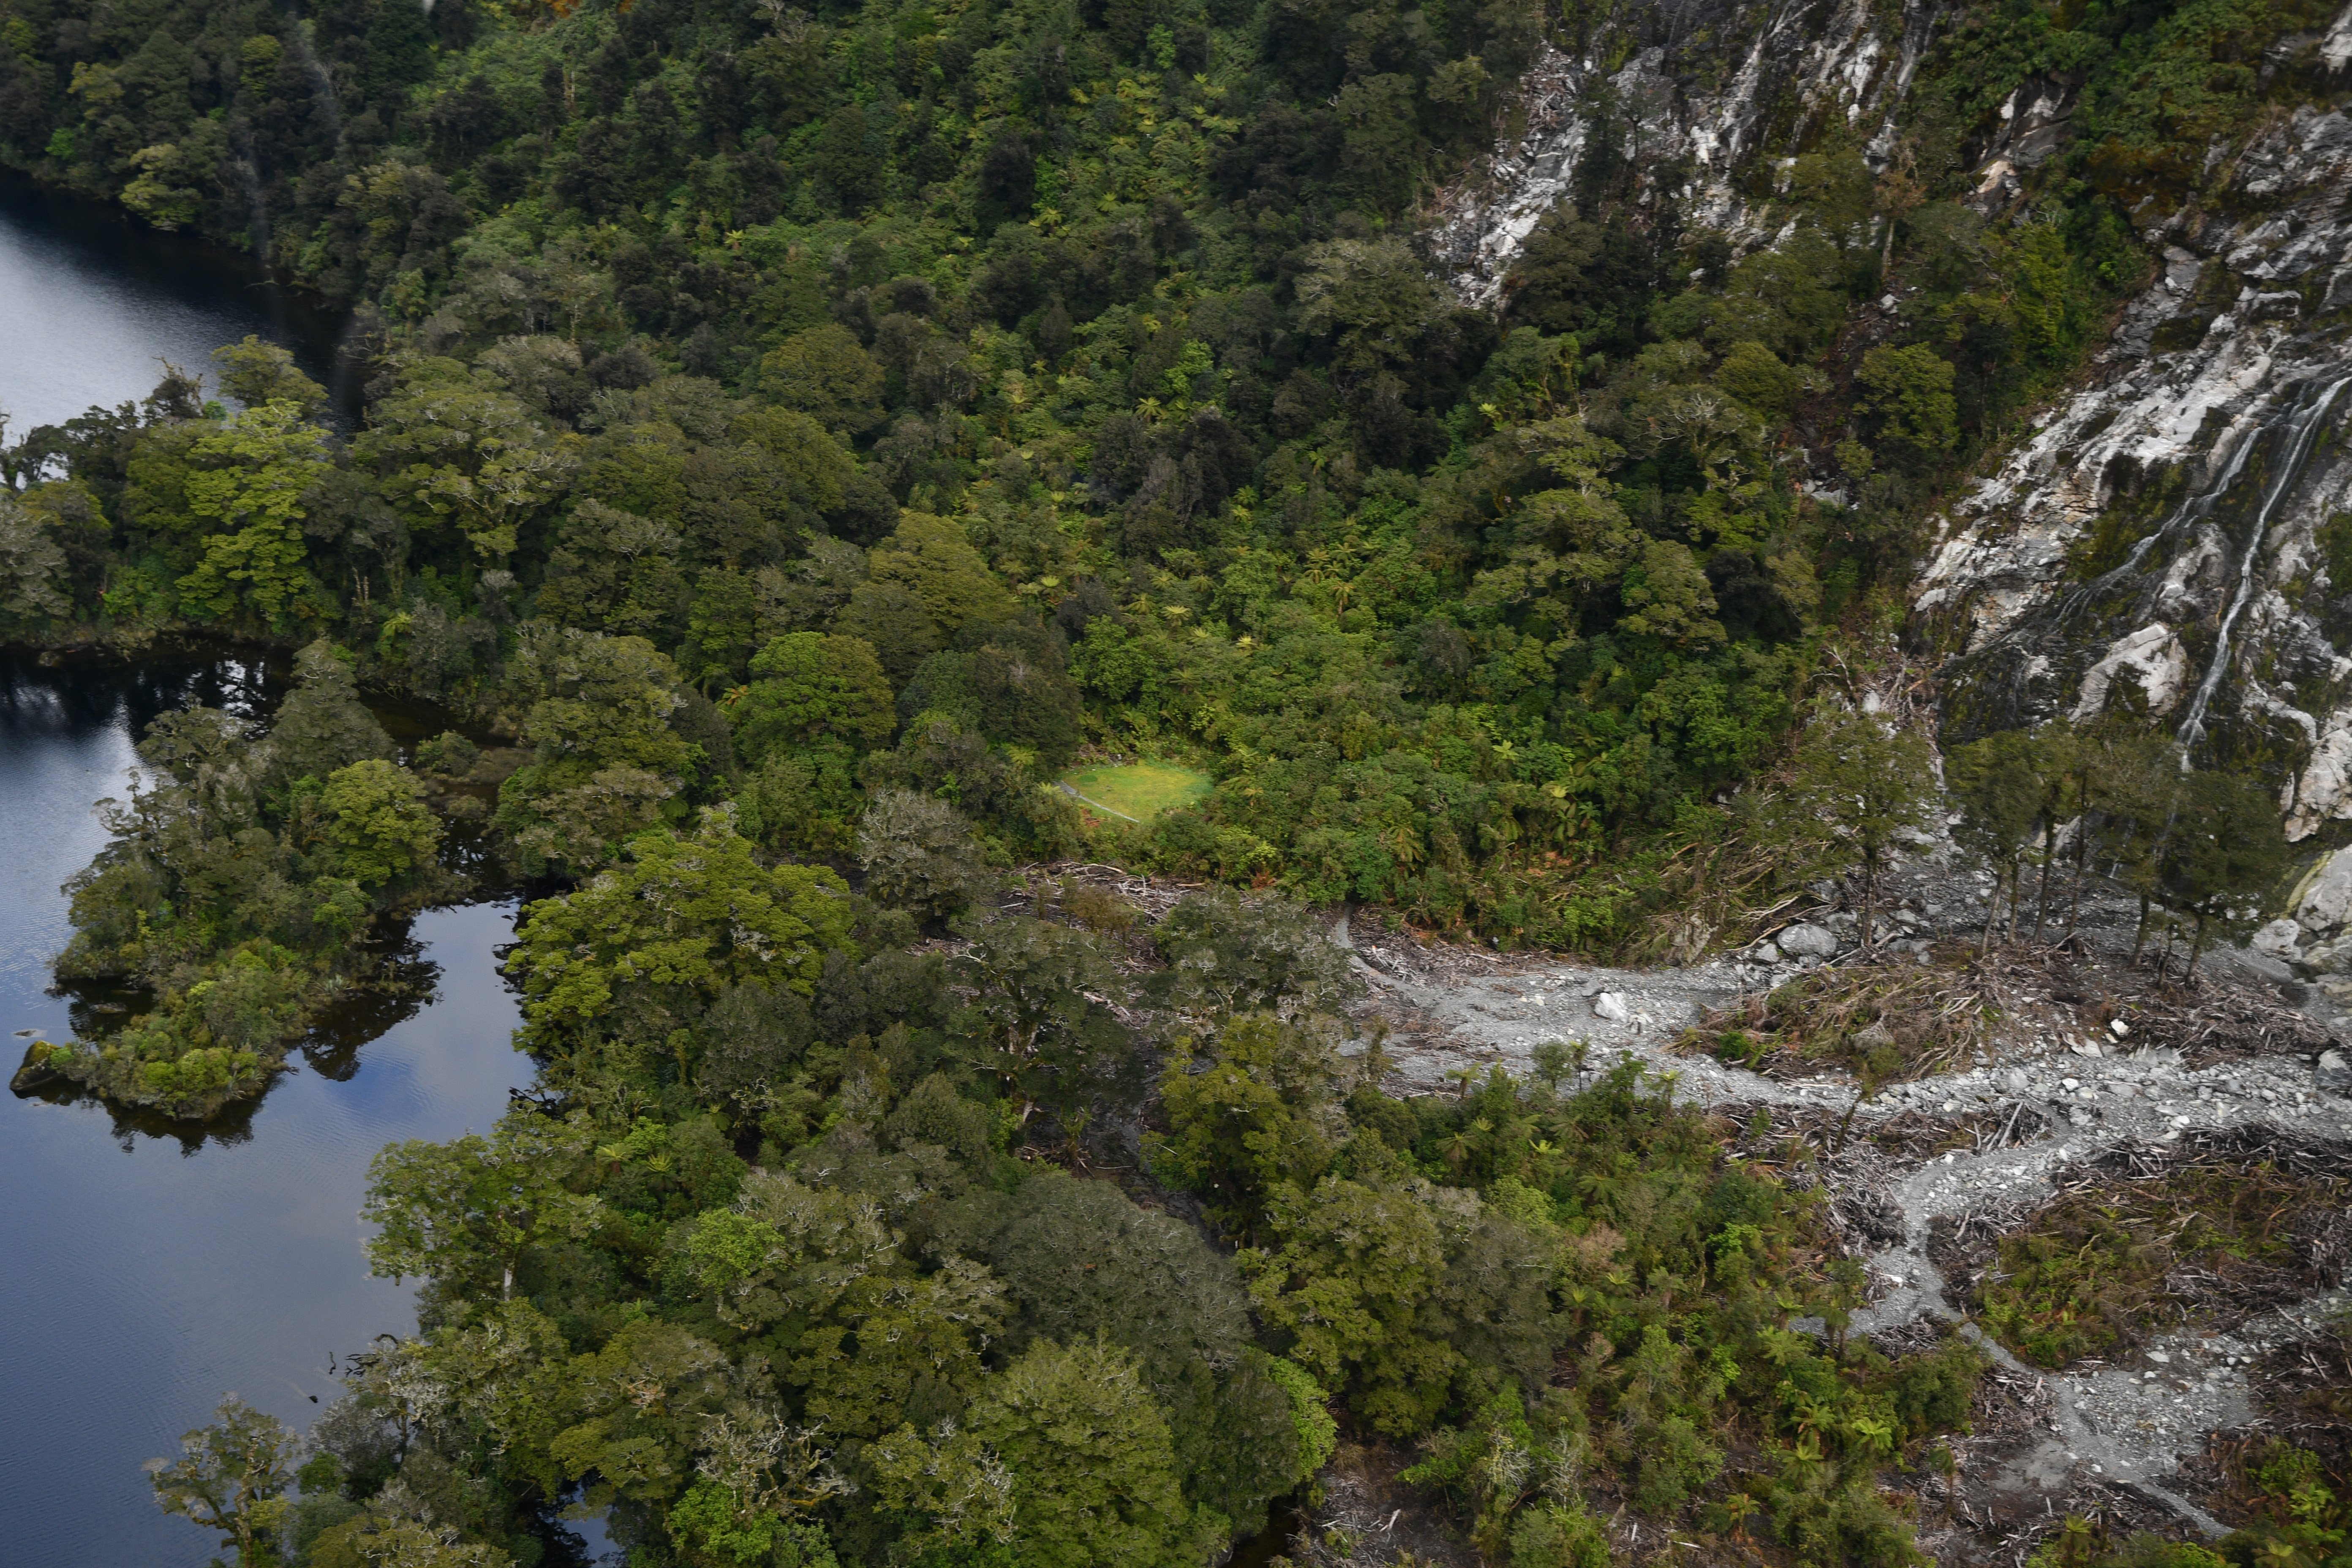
left=1913, top=99, right=2352, bottom=848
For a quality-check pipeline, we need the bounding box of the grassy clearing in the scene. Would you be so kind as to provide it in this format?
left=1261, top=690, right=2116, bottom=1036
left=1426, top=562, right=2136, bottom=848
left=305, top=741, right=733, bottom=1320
left=1062, top=762, right=1213, bottom=824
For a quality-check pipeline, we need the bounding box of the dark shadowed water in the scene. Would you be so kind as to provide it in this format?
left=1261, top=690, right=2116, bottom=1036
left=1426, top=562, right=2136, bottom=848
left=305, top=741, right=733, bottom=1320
left=0, top=650, right=534, bottom=1566
left=0, top=176, right=345, bottom=431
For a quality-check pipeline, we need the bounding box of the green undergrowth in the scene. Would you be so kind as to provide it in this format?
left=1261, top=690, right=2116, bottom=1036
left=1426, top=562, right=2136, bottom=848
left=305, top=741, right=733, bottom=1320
left=2025, top=1436, right=2352, bottom=1568
left=1976, top=1163, right=2342, bottom=1368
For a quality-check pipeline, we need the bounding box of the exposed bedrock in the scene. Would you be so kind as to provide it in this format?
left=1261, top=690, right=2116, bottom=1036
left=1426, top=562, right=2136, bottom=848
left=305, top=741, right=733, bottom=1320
left=1428, top=0, right=1943, bottom=304
left=1918, top=102, right=2352, bottom=850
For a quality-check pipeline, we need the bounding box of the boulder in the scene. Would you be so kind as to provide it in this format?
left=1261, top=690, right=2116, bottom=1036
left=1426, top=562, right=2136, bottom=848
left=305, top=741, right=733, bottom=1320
left=1777, top=922, right=1839, bottom=958
left=2253, top=918, right=2305, bottom=959
left=2319, top=1048, right=2352, bottom=1093
left=1591, top=991, right=1629, bottom=1022
left=2301, top=850, right=2352, bottom=931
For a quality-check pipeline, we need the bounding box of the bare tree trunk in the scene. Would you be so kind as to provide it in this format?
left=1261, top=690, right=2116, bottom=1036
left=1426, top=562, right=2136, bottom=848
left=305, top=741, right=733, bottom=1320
left=2069, top=819, right=2090, bottom=933
left=1861, top=859, right=1876, bottom=956
left=1981, top=869, right=2001, bottom=956
left=2034, top=820, right=2056, bottom=938
left=2132, top=892, right=2152, bottom=962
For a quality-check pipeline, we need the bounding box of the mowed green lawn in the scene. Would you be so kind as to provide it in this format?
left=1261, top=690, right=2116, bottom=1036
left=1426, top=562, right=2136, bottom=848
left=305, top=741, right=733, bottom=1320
left=1061, top=762, right=1213, bottom=823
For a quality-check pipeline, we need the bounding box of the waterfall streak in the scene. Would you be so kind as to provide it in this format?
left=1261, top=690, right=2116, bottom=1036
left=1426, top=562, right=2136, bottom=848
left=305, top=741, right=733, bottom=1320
left=2176, top=371, right=2352, bottom=747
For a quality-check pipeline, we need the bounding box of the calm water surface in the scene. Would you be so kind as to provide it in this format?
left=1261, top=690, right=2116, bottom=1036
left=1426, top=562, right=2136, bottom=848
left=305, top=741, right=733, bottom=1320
left=0, top=178, right=342, bottom=430
left=0, top=653, right=533, bottom=1566
left=0, top=180, right=543, bottom=1568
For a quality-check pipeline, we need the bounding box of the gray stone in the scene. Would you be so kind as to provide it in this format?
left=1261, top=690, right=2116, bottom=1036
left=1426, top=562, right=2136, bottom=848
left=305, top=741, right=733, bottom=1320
left=2300, top=850, right=2352, bottom=935
left=1777, top=922, right=1840, bottom=958
left=1592, top=991, right=1629, bottom=1022
left=2318, top=1049, right=2352, bottom=1092
left=2253, top=917, right=2305, bottom=959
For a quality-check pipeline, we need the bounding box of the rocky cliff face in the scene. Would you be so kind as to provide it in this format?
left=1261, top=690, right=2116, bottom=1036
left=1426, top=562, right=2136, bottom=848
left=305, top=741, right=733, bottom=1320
left=1428, top=0, right=2352, bottom=970
left=1919, top=97, right=2352, bottom=835
left=1905, top=67, right=2352, bottom=974
left=1427, top=0, right=1942, bottom=303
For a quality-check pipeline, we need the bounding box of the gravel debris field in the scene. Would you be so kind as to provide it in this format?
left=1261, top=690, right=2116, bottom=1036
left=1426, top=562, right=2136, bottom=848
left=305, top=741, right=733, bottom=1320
left=1329, top=870, right=2352, bottom=1562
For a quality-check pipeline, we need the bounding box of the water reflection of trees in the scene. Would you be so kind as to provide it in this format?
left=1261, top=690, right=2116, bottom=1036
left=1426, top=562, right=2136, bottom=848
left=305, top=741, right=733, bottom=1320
left=300, top=926, right=439, bottom=1082
left=5, top=645, right=525, bottom=1138
left=0, top=643, right=288, bottom=748
left=19, top=1064, right=266, bottom=1155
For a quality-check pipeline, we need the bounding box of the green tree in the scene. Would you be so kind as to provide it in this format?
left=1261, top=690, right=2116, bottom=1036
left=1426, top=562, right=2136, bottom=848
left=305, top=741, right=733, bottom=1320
left=760, top=325, right=885, bottom=434
left=729, top=632, right=896, bottom=760
left=506, top=813, right=857, bottom=1061
left=956, top=914, right=1128, bottom=1117
left=0, top=490, right=71, bottom=629
left=495, top=629, right=696, bottom=873
left=364, top=1111, right=603, bottom=1298
left=1617, top=538, right=1727, bottom=646
left=1753, top=703, right=1940, bottom=947
left=172, top=400, right=330, bottom=628
left=1947, top=728, right=2050, bottom=949
left=968, top=1338, right=1214, bottom=1568
left=858, top=788, right=995, bottom=923
left=1713, top=340, right=1816, bottom=419
left=1156, top=1013, right=1344, bottom=1240
left=1294, top=237, right=1441, bottom=370
left=212, top=335, right=328, bottom=417
left=1151, top=888, right=1355, bottom=1019
left=2154, top=769, right=2289, bottom=977
left=357, top=361, right=580, bottom=563
left=1241, top=1149, right=1458, bottom=1437
left=321, top=759, right=442, bottom=886
left=1855, top=345, right=1959, bottom=470
left=863, top=513, right=1018, bottom=640
left=272, top=640, right=396, bottom=784
left=145, top=1395, right=300, bottom=1567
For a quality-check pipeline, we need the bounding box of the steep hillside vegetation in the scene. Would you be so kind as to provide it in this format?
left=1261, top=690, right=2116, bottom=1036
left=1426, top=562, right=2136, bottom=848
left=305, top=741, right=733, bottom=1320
left=0, top=0, right=2224, bottom=952
left=8, top=0, right=2352, bottom=1563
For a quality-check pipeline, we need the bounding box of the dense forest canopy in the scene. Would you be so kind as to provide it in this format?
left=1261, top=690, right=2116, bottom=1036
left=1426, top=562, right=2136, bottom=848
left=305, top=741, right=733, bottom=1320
left=2, top=0, right=2251, bottom=955
left=5, top=0, right=2349, bottom=1560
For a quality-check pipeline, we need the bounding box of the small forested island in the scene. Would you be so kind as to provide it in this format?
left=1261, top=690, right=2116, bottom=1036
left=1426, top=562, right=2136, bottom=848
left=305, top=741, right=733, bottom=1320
left=8, top=0, right=2352, bottom=1561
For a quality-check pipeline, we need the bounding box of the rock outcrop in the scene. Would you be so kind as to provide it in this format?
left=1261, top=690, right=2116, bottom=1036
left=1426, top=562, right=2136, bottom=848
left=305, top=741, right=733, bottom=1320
left=1918, top=92, right=2352, bottom=846
left=1427, top=0, right=1942, bottom=305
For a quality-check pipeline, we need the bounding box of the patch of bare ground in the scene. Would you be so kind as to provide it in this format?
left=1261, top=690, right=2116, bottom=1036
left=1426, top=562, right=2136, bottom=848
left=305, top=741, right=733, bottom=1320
left=1282, top=1443, right=1480, bottom=1568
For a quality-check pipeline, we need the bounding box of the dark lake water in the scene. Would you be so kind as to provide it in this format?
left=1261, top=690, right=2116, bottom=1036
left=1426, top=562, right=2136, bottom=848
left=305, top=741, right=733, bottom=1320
left=0, top=177, right=345, bottom=430
left=0, top=651, right=534, bottom=1566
